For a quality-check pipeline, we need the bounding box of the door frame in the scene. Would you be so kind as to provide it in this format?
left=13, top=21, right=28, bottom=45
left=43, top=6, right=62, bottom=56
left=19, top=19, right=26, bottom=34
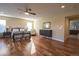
left=64, top=15, right=79, bottom=42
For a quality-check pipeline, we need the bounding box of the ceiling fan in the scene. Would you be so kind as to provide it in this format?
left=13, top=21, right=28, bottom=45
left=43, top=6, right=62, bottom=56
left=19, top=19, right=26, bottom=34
left=18, top=8, right=36, bottom=15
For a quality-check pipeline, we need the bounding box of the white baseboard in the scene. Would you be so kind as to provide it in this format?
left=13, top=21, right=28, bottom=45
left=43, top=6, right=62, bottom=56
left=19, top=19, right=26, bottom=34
left=52, top=37, right=64, bottom=42
left=39, top=35, right=64, bottom=42
left=40, top=35, right=52, bottom=39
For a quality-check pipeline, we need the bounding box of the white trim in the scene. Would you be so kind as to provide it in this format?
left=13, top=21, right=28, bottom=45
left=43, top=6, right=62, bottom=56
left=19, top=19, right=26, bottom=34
left=40, top=35, right=64, bottom=42
left=39, top=35, right=64, bottom=42
left=52, top=37, right=64, bottom=42
left=40, top=35, right=52, bottom=39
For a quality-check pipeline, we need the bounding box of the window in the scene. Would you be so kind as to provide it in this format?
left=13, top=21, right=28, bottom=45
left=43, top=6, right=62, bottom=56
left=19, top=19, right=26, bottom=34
left=27, top=22, right=33, bottom=31
left=0, top=20, right=6, bottom=33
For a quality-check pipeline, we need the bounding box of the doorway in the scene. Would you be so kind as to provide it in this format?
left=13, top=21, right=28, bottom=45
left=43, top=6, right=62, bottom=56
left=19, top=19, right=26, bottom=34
left=64, top=15, right=79, bottom=42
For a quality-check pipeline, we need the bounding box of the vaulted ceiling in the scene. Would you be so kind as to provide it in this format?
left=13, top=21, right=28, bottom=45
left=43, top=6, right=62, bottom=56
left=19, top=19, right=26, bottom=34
left=0, top=3, right=79, bottom=19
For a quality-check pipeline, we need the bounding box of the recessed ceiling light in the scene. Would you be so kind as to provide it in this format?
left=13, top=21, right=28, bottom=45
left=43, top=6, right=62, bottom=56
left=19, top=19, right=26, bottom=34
left=61, top=5, right=65, bottom=8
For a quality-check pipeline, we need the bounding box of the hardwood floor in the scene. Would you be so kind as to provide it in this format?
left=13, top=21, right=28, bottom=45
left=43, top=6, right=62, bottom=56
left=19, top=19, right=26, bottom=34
left=0, top=36, right=79, bottom=56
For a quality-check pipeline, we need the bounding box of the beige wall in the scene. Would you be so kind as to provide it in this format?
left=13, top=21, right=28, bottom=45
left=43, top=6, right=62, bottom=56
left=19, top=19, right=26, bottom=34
left=34, top=11, right=79, bottom=42
left=0, top=16, right=33, bottom=28
left=0, top=16, right=34, bottom=37
left=0, top=16, right=27, bottom=37
left=34, top=16, right=65, bottom=42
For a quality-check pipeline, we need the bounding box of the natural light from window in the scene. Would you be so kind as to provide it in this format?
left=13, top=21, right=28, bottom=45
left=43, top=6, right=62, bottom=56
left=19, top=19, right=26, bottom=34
left=0, top=20, right=6, bottom=33
left=27, top=22, right=33, bottom=31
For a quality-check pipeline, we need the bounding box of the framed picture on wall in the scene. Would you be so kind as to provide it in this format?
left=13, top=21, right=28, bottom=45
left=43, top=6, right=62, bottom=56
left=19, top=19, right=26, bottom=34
left=43, top=22, right=51, bottom=29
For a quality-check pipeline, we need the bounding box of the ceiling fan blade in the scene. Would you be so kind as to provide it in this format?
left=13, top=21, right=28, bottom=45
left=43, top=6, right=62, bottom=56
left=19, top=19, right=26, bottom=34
left=28, top=8, right=32, bottom=11
left=29, top=12, right=36, bottom=15
left=18, top=8, right=36, bottom=15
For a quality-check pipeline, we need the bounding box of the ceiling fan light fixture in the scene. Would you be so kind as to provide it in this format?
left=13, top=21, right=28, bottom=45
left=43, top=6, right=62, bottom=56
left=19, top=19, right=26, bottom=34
left=61, top=5, right=65, bottom=8
left=24, top=12, right=29, bottom=15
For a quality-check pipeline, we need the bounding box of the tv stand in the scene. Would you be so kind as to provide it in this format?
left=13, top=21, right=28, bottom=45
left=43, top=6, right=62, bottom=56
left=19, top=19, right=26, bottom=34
left=39, top=29, right=52, bottom=38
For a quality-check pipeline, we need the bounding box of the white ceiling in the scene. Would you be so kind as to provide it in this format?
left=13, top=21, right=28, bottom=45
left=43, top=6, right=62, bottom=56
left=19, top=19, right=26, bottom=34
left=0, top=3, right=79, bottom=20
